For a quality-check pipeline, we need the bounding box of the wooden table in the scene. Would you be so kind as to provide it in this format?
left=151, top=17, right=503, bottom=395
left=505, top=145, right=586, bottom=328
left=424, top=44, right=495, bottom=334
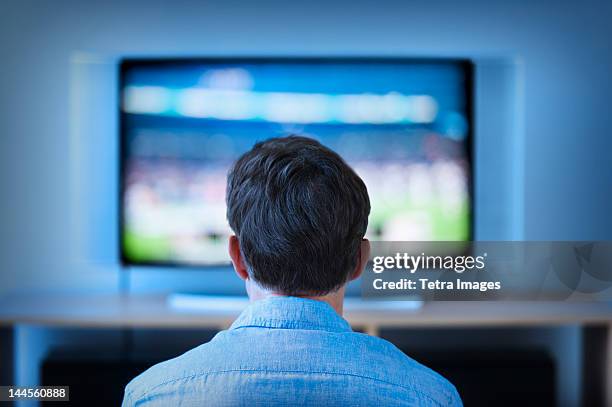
left=0, top=293, right=610, bottom=405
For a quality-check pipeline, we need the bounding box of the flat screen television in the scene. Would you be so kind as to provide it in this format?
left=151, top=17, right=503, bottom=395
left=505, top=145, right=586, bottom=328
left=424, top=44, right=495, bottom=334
left=120, top=58, right=473, bottom=267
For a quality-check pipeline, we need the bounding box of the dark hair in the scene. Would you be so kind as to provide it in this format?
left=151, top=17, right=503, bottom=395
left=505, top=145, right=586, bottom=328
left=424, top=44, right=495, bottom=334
left=226, top=136, right=370, bottom=296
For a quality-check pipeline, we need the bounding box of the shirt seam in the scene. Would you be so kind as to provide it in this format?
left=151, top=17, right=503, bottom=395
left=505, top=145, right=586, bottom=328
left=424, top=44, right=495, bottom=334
left=231, top=317, right=351, bottom=332
left=129, top=368, right=452, bottom=406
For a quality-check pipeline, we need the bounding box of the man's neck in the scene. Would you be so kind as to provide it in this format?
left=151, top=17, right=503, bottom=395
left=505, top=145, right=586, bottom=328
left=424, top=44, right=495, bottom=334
left=246, top=280, right=345, bottom=315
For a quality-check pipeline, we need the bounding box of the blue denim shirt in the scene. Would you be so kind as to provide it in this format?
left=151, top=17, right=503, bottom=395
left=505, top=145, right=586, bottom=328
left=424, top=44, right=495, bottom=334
left=123, top=296, right=461, bottom=406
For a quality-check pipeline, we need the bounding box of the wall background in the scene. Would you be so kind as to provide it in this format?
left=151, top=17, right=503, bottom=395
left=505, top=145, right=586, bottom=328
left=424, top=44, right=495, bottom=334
left=1, top=0, right=611, bottom=295
left=1, top=1, right=611, bottom=406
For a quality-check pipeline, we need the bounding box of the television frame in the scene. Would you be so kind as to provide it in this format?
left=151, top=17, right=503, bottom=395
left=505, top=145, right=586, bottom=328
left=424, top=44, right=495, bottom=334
left=118, top=56, right=475, bottom=268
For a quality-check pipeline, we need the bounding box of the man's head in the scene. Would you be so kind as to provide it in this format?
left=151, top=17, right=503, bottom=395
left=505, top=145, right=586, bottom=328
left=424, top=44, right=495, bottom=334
left=226, top=136, right=370, bottom=297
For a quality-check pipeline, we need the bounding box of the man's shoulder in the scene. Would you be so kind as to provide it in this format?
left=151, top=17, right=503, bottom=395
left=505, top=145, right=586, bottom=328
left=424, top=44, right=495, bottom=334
left=124, top=330, right=461, bottom=406
left=123, top=343, right=213, bottom=404
left=351, top=333, right=461, bottom=405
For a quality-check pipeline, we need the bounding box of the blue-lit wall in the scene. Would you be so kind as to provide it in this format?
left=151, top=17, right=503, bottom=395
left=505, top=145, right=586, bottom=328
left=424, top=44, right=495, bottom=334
left=1, top=0, right=611, bottom=295
left=1, top=1, right=611, bottom=405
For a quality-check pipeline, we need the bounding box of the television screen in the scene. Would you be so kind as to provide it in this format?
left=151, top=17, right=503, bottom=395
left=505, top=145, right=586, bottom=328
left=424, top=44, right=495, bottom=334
left=120, top=58, right=472, bottom=266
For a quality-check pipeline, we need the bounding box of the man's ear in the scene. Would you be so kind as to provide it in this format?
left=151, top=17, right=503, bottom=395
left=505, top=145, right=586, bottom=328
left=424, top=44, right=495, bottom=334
left=350, top=239, right=370, bottom=281
left=229, top=235, right=249, bottom=281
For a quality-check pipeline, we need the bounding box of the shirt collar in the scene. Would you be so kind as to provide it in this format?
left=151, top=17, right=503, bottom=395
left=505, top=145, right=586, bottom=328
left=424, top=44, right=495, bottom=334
left=230, top=296, right=352, bottom=333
